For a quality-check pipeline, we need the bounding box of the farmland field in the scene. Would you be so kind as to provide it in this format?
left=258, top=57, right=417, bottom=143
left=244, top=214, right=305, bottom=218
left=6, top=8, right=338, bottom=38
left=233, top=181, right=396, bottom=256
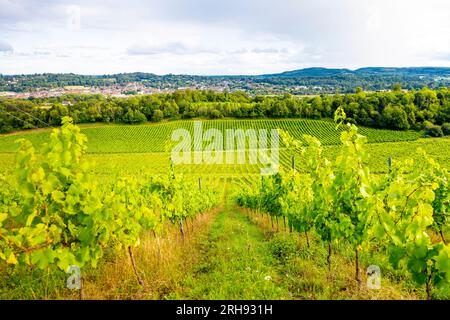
left=3, top=0, right=450, bottom=308
left=0, top=119, right=422, bottom=154
left=0, top=119, right=446, bottom=179
left=0, top=118, right=449, bottom=300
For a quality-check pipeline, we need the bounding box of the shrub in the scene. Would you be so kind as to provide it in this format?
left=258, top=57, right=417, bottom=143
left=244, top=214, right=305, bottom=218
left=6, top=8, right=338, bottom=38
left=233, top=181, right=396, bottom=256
left=442, top=123, right=450, bottom=136
left=123, top=110, right=147, bottom=124
left=424, top=124, right=444, bottom=137
left=152, top=109, right=164, bottom=122
left=182, top=111, right=195, bottom=119
left=209, top=109, right=223, bottom=119
left=268, top=234, right=297, bottom=264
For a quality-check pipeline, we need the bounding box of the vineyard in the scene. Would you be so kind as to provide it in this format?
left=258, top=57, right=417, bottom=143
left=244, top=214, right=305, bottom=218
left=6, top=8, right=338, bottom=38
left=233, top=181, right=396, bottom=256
left=0, top=118, right=441, bottom=180
left=0, top=115, right=449, bottom=300
left=237, top=113, right=450, bottom=299
left=0, top=119, right=422, bottom=154
left=0, top=118, right=218, bottom=298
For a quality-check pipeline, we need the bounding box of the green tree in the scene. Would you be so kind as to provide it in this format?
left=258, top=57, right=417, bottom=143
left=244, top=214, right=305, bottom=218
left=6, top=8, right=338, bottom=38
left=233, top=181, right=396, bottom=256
left=392, top=83, right=402, bottom=92
left=152, top=109, right=164, bottom=122
left=382, top=105, right=410, bottom=130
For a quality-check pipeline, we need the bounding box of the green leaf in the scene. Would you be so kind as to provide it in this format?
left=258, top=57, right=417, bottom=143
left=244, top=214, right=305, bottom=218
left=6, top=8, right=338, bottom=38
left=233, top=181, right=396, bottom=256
left=6, top=252, right=18, bottom=265
left=0, top=212, right=7, bottom=225
left=51, top=190, right=65, bottom=203
left=31, top=248, right=56, bottom=269
left=435, top=247, right=450, bottom=276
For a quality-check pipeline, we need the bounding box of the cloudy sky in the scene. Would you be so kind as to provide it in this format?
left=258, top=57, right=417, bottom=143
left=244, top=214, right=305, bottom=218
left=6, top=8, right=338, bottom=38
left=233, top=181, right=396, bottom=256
left=0, top=0, right=449, bottom=75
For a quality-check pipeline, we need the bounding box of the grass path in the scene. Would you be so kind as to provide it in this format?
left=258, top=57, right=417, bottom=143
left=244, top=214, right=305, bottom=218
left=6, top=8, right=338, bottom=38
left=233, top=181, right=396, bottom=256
left=168, top=194, right=290, bottom=299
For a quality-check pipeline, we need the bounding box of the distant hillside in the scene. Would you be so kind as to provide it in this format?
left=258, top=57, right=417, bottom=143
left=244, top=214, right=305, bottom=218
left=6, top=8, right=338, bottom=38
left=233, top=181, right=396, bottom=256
left=354, top=67, right=450, bottom=76
left=263, top=67, right=353, bottom=77
left=264, top=67, right=450, bottom=77
left=1, top=67, right=449, bottom=94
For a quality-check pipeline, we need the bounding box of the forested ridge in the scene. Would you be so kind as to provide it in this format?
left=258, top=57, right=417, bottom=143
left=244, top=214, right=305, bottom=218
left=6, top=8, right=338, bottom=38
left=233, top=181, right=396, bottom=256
left=1, top=67, right=450, bottom=93
left=1, top=88, right=449, bottom=135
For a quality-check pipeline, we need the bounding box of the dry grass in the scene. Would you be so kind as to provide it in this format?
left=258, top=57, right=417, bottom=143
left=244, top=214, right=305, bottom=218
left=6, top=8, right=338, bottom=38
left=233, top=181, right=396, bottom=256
left=76, top=209, right=218, bottom=300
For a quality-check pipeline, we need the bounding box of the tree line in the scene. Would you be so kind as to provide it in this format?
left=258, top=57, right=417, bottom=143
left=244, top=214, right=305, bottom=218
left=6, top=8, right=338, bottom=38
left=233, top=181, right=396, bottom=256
left=2, top=68, right=449, bottom=93
left=1, top=87, right=449, bottom=135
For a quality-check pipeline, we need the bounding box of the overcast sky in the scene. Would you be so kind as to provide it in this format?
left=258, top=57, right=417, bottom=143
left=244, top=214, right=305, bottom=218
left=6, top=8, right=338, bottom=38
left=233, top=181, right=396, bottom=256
left=0, top=0, right=449, bottom=75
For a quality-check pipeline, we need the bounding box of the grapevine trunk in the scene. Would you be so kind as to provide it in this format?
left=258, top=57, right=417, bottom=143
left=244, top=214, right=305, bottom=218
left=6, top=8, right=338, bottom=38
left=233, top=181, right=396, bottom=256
left=128, top=246, right=145, bottom=287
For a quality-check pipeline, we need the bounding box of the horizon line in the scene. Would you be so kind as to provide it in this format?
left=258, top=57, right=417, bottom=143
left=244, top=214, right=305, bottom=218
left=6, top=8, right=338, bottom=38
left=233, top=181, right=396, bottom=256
left=1, top=66, right=450, bottom=77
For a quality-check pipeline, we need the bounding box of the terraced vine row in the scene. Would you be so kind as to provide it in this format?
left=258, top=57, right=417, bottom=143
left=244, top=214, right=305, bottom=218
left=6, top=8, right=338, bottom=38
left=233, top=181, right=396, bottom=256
left=0, top=119, right=446, bottom=188
left=237, top=119, right=450, bottom=300
left=0, top=119, right=422, bottom=154
left=0, top=118, right=220, bottom=292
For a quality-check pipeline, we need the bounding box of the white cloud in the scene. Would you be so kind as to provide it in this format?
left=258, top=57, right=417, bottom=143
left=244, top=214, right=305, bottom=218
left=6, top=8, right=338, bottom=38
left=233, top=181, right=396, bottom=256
left=0, top=40, right=13, bottom=52
left=0, top=0, right=449, bottom=74
left=127, top=42, right=219, bottom=55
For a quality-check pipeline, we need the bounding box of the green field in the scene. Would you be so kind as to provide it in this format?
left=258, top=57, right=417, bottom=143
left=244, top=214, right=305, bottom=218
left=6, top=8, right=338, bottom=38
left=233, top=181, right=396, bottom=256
left=0, top=119, right=447, bottom=180
left=0, top=119, right=422, bottom=154
left=1, top=118, right=449, bottom=300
